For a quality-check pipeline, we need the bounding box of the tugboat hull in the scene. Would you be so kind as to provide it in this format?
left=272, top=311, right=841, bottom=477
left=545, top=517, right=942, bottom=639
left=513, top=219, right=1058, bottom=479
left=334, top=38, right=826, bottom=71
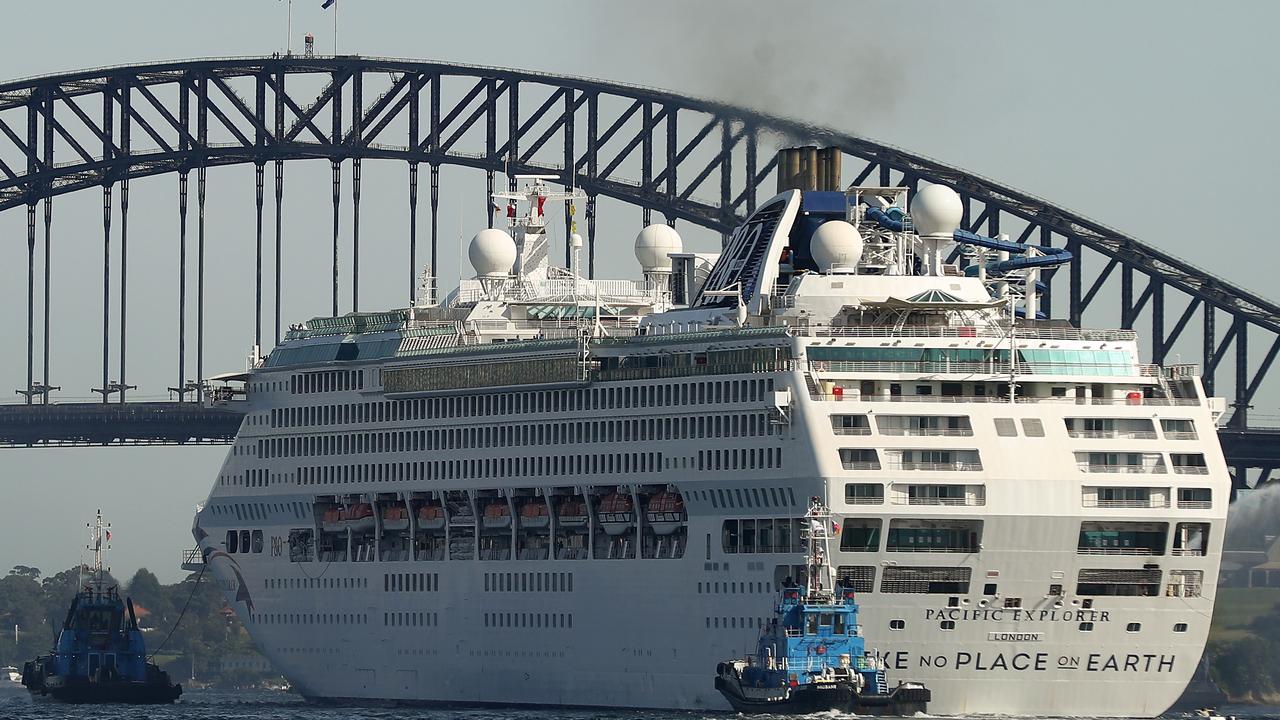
left=715, top=675, right=929, bottom=715
left=26, top=676, right=182, bottom=704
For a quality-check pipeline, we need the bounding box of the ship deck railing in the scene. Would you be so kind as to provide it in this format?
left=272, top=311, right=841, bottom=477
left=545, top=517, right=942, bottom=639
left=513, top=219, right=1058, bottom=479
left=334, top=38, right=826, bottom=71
left=810, top=360, right=1162, bottom=377
left=801, top=325, right=1138, bottom=342
left=810, top=392, right=1202, bottom=407
left=1067, top=430, right=1159, bottom=440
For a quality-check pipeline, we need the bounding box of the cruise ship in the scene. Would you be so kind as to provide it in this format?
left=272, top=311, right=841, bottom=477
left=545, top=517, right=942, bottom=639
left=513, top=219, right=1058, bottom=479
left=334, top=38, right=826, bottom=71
left=192, top=164, right=1228, bottom=716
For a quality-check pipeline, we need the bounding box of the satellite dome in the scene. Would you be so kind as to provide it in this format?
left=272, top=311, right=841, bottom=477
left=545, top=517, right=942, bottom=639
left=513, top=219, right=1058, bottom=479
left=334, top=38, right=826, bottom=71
left=634, top=224, right=683, bottom=272
left=468, top=228, right=516, bottom=278
left=810, top=220, right=863, bottom=273
left=910, top=183, right=964, bottom=237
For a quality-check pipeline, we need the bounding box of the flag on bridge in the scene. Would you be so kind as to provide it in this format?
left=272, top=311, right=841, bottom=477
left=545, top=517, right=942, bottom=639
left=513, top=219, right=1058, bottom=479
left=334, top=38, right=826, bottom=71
left=321, top=0, right=335, bottom=7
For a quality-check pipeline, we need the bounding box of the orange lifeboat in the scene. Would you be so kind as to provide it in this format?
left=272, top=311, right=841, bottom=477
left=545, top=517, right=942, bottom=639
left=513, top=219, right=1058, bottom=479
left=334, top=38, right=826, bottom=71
left=382, top=505, right=410, bottom=532
left=597, top=492, right=635, bottom=536
left=519, top=501, right=550, bottom=529
left=343, top=503, right=375, bottom=533
left=416, top=503, right=445, bottom=531
left=482, top=501, right=512, bottom=530
left=645, top=491, right=686, bottom=536
left=556, top=498, right=589, bottom=528
left=320, top=508, right=344, bottom=533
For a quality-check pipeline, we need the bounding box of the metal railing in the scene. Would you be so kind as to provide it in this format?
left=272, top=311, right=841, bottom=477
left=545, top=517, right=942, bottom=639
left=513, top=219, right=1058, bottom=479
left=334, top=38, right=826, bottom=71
left=1077, top=464, right=1167, bottom=474
left=811, top=360, right=1160, bottom=377
left=1082, top=498, right=1168, bottom=509
left=810, top=393, right=1202, bottom=407
left=841, top=461, right=883, bottom=471
left=878, top=427, right=974, bottom=437
left=897, top=496, right=985, bottom=507
left=803, top=326, right=1138, bottom=342
left=832, top=427, right=872, bottom=436
left=1173, top=466, right=1210, bottom=475
left=844, top=496, right=885, bottom=505
left=885, top=460, right=984, bottom=472
left=1163, top=431, right=1200, bottom=440
left=1077, top=547, right=1161, bottom=556
left=1067, top=430, right=1158, bottom=440
left=1177, top=500, right=1212, bottom=510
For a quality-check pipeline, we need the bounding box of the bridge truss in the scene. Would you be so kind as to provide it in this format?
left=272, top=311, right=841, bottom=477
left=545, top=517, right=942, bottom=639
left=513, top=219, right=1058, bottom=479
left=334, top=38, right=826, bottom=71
left=0, top=56, right=1276, bottom=487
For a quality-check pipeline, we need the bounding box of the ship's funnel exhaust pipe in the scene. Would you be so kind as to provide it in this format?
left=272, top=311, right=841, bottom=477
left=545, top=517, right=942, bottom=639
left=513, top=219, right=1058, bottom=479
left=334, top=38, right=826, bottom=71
left=777, top=147, right=842, bottom=193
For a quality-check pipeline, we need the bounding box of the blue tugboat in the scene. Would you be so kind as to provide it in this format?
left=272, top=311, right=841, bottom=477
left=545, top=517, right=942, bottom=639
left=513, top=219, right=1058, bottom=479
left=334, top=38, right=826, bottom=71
left=714, top=498, right=930, bottom=715
left=21, top=511, right=182, bottom=704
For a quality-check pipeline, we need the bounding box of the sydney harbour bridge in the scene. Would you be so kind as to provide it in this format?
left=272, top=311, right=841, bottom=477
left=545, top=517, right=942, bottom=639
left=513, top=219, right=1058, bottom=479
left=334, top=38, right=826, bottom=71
left=0, top=56, right=1275, bottom=492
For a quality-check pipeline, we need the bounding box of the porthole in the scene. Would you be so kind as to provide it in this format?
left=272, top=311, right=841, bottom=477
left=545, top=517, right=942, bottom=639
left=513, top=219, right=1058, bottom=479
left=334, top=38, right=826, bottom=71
left=889, top=619, right=905, bottom=630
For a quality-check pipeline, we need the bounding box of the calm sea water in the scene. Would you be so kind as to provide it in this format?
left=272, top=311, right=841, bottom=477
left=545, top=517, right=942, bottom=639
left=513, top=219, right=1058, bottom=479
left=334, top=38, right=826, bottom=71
left=0, top=689, right=1274, bottom=720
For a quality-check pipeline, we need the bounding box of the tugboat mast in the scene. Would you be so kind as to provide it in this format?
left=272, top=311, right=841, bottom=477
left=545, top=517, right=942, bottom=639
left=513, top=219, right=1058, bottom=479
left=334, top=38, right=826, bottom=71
left=85, top=509, right=110, bottom=590
left=804, top=497, right=835, bottom=599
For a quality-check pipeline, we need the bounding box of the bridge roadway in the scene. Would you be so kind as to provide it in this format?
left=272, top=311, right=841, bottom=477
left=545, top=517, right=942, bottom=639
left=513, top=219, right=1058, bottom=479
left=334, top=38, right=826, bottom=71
left=0, top=401, right=244, bottom=447
left=1, top=403, right=1275, bottom=488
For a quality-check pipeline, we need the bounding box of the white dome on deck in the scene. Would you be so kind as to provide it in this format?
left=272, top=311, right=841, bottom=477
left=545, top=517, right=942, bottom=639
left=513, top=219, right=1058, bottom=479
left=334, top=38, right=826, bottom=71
left=810, top=220, right=864, bottom=273
left=910, top=183, right=964, bottom=237
left=468, top=228, right=517, bottom=278
left=634, top=224, right=683, bottom=272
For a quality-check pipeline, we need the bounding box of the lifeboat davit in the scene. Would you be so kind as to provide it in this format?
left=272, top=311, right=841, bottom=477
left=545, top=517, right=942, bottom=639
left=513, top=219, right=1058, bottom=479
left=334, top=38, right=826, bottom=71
left=597, top=492, right=635, bottom=536
left=482, top=501, right=512, bottom=529
left=519, top=501, right=550, bottom=529
left=416, top=504, right=445, bottom=531
left=382, top=505, right=410, bottom=532
left=645, top=491, right=686, bottom=536
left=320, top=508, right=344, bottom=533
left=343, top=503, right=376, bottom=533
left=556, top=498, right=589, bottom=528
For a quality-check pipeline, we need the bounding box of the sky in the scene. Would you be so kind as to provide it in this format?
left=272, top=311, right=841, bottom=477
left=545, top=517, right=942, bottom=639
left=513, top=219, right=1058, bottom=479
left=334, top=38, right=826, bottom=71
left=0, top=0, right=1277, bottom=582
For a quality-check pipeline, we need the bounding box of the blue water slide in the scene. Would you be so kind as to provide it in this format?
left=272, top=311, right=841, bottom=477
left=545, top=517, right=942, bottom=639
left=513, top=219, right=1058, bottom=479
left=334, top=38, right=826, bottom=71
left=861, top=205, right=1072, bottom=276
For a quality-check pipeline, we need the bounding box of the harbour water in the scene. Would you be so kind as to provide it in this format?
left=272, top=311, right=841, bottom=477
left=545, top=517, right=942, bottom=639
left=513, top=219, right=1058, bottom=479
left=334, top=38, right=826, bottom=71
left=0, top=689, right=1273, bottom=720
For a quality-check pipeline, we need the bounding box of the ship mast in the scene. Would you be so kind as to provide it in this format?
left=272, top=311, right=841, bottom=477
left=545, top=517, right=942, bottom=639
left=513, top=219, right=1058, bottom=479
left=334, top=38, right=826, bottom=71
left=86, top=509, right=110, bottom=591
left=804, top=496, right=835, bottom=598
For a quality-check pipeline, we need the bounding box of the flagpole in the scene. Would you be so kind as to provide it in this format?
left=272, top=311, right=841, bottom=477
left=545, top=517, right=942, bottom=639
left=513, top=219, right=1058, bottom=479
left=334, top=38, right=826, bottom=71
left=334, top=0, right=339, bottom=55
left=286, top=0, right=293, bottom=55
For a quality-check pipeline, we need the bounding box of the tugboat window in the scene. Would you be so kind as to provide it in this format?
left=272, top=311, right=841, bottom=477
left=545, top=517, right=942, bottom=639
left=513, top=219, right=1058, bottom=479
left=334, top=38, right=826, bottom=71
left=833, top=614, right=846, bottom=635
left=820, top=613, right=834, bottom=627
left=806, top=614, right=818, bottom=634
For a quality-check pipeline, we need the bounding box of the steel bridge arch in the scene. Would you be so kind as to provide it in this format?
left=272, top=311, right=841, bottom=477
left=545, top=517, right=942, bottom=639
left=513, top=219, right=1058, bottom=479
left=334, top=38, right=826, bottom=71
left=1, top=56, right=1278, bottom=481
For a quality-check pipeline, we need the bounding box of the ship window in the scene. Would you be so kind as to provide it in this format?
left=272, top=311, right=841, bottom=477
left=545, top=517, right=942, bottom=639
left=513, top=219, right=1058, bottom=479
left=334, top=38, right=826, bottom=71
left=1003, top=597, right=1021, bottom=609
left=833, top=614, right=846, bottom=635
left=226, top=530, right=238, bottom=553
left=940, top=620, right=955, bottom=631
left=1174, top=623, right=1188, bottom=633
left=1021, top=418, right=1045, bottom=437
left=889, top=619, right=905, bottom=630
left=252, top=530, right=264, bottom=553
left=1126, top=622, right=1141, bottom=633
left=806, top=614, right=818, bottom=635
left=1079, top=622, right=1094, bottom=632
left=994, top=418, right=1017, bottom=437
left=983, top=583, right=997, bottom=595
left=240, top=530, right=251, bottom=553
left=819, top=613, right=834, bottom=627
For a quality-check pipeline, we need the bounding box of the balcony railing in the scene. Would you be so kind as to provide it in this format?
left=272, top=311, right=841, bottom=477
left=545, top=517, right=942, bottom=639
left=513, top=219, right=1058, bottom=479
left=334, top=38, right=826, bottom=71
left=1067, top=430, right=1158, bottom=440
left=841, top=461, right=883, bottom=471
left=1173, top=466, right=1210, bottom=475
left=804, top=325, right=1138, bottom=342
left=1082, top=498, right=1168, bottom=509
left=1164, top=431, right=1199, bottom=440
left=832, top=427, right=872, bottom=436
left=1076, top=547, right=1161, bottom=556
left=1077, top=464, right=1167, bottom=474
left=886, top=545, right=980, bottom=553
left=1171, top=548, right=1206, bottom=557
left=887, top=461, right=984, bottom=472
left=1177, top=500, right=1212, bottom=510
left=811, top=360, right=1160, bottom=378
left=879, top=428, right=974, bottom=437
left=844, top=496, right=885, bottom=505
left=900, top=496, right=985, bottom=507
left=810, top=393, right=1202, bottom=407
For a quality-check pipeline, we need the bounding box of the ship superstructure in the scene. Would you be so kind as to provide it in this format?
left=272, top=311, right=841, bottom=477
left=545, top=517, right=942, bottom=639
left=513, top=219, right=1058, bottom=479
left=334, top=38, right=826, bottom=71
left=192, top=177, right=1228, bottom=716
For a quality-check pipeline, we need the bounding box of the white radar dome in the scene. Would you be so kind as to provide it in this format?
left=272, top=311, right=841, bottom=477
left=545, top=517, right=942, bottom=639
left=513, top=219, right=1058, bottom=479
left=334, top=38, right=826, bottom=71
left=468, top=228, right=517, bottom=278
left=910, top=183, right=964, bottom=237
left=634, top=224, right=683, bottom=272
left=810, top=220, right=864, bottom=273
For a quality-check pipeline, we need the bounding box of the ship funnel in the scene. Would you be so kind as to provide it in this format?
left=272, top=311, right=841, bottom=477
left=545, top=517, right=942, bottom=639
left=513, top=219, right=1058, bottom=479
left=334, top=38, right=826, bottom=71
left=776, top=147, right=842, bottom=193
